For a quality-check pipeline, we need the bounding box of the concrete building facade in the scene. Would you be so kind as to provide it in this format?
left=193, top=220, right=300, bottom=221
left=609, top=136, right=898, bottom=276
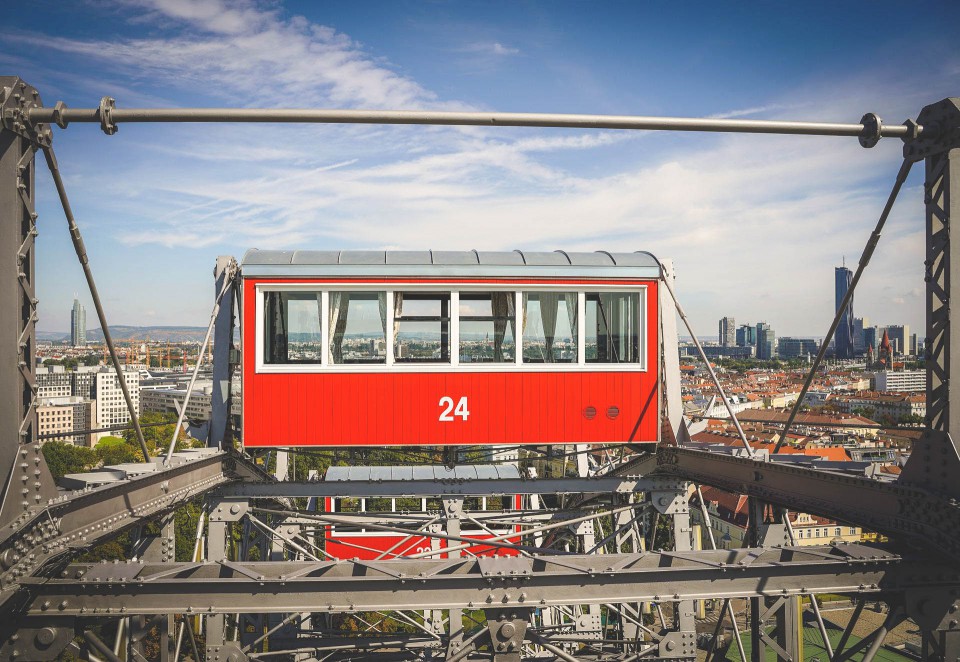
left=873, top=370, right=926, bottom=393
left=38, top=396, right=96, bottom=446
left=94, top=368, right=140, bottom=429
left=777, top=337, right=818, bottom=359
left=36, top=365, right=72, bottom=398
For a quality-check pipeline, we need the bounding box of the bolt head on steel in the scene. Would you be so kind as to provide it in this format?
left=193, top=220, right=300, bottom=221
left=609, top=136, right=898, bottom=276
left=34, top=628, right=56, bottom=646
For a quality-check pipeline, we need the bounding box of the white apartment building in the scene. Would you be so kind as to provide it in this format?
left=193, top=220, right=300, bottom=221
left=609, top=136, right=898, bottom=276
left=873, top=370, right=926, bottom=393
left=94, top=368, right=140, bottom=429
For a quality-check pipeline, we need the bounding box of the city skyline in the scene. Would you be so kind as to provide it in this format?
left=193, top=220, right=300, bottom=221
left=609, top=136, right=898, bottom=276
left=4, top=2, right=956, bottom=336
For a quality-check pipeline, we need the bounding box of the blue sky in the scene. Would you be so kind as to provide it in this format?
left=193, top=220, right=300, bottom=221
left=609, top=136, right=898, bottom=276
left=2, top=0, right=958, bottom=338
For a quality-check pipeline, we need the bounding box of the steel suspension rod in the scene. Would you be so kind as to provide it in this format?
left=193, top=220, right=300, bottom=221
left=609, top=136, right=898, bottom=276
left=162, top=261, right=235, bottom=464
left=29, top=104, right=918, bottom=141
left=40, top=145, right=151, bottom=461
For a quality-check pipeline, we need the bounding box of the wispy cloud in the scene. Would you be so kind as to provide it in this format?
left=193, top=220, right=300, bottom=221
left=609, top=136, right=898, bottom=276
left=7, top=0, right=955, bottom=335
left=5, top=0, right=453, bottom=110
left=461, top=41, right=521, bottom=57
left=708, top=103, right=795, bottom=119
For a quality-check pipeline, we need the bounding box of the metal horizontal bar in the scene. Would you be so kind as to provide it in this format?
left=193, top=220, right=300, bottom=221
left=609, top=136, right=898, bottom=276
left=23, top=545, right=942, bottom=616
left=27, top=106, right=917, bottom=138
left=691, top=414, right=926, bottom=432
left=218, top=474, right=674, bottom=498
left=38, top=420, right=172, bottom=441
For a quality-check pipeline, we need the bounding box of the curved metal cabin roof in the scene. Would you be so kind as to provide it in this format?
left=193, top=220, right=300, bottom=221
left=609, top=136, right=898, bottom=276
left=241, top=249, right=662, bottom=279
left=324, top=464, right=521, bottom=483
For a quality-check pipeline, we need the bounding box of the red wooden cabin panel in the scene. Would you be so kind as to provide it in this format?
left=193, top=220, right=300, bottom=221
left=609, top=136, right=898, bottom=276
left=323, top=534, right=521, bottom=560
left=242, top=278, right=659, bottom=447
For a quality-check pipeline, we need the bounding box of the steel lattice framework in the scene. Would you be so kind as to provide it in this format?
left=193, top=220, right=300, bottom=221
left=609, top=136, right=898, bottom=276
left=1, top=76, right=959, bottom=662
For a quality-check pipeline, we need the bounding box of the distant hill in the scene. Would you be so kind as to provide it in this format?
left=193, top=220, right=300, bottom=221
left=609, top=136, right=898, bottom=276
left=40, top=326, right=209, bottom=343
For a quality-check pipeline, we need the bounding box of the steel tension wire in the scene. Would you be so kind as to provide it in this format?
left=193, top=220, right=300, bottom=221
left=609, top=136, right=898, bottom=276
left=773, top=157, right=914, bottom=453
left=39, top=144, right=151, bottom=462
left=162, top=262, right=236, bottom=464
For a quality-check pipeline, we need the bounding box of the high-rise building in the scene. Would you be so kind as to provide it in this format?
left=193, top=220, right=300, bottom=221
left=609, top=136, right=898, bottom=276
left=835, top=266, right=854, bottom=359
left=853, top=316, right=870, bottom=353
left=756, top=322, right=776, bottom=360
left=736, top=324, right=757, bottom=348
left=910, top=334, right=918, bottom=356
left=71, top=298, right=86, bottom=347
left=886, top=325, right=910, bottom=356
left=719, top=317, right=736, bottom=347
left=864, top=326, right=878, bottom=354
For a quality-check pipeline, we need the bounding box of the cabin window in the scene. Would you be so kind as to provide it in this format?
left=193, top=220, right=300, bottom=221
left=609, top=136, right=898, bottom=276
left=522, top=292, right=578, bottom=363
left=366, top=497, right=393, bottom=512
left=263, top=292, right=323, bottom=364
left=328, top=292, right=387, bottom=364
left=394, top=292, right=451, bottom=363
left=459, top=292, right=516, bottom=363
left=585, top=292, right=642, bottom=364
left=330, top=497, right=362, bottom=532
left=395, top=497, right=422, bottom=512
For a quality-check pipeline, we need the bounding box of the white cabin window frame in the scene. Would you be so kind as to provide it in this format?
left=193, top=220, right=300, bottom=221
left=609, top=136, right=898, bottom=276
left=253, top=281, right=648, bottom=374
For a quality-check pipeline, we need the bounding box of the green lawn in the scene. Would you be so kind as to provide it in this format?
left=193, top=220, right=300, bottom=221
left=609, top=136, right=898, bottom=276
left=720, top=624, right=914, bottom=661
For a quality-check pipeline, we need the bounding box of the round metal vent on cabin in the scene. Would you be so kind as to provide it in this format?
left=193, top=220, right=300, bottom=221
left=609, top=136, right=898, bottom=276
left=583, top=406, right=597, bottom=420
left=607, top=406, right=620, bottom=419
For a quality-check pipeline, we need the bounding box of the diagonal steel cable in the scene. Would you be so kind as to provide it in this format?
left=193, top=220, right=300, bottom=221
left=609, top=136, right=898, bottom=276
left=773, top=158, right=913, bottom=452
left=657, top=265, right=756, bottom=456
left=40, top=145, right=150, bottom=462
left=162, top=262, right=236, bottom=464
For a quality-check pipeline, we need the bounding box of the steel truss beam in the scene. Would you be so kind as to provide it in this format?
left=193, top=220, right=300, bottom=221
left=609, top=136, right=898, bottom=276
left=0, top=450, right=265, bottom=606
left=219, top=471, right=668, bottom=499
left=18, top=545, right=953, bottom=616
left=657, top=445, right=960, bottom=559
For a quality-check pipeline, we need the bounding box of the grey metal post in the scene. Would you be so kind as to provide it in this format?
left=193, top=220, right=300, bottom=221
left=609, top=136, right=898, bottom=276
left=670, top=488, right=697, bottom=661
left=206, top=501, right=230, bottom=657
left=917, top=100, right=960, bottom=438
left=0, top=78, right=56, bottom=531
left=650, top=484, right=697, bottom=659
left=210, top=256, right=237, bottom=449
left=444, top=497, right=464, bottom=658
left=900, top=98, right=960, bottom=499
left=746, top=501, right=799, bottom=662
left=658, top=259, right=684, bottom=443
